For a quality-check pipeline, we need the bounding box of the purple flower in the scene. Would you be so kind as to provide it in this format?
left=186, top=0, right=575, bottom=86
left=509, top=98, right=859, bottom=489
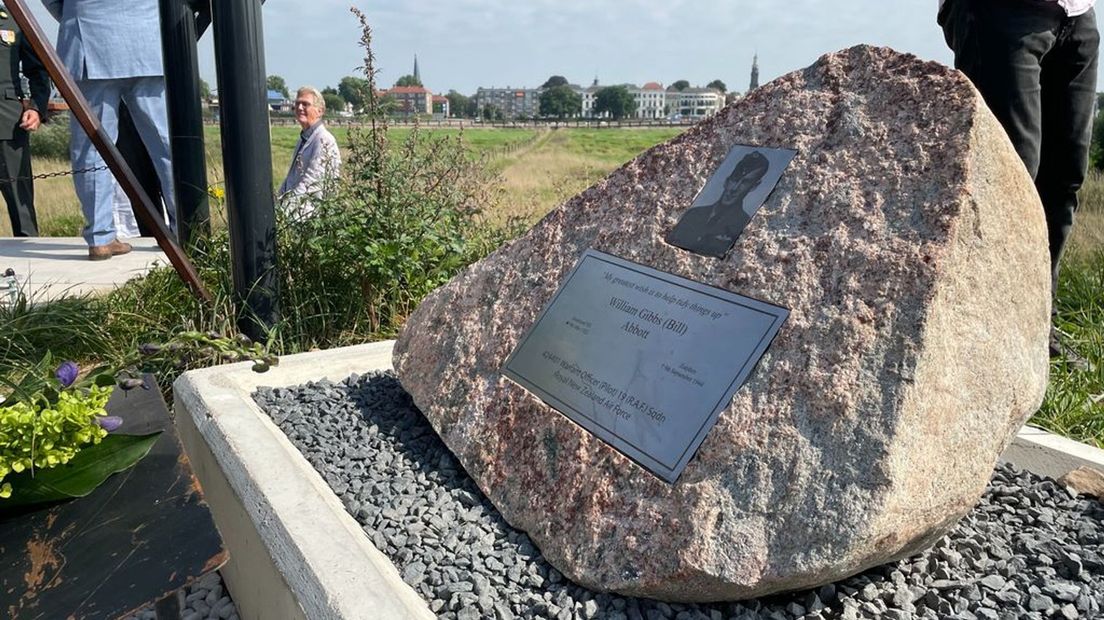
left=55, top=361, right=79, bottom=388
left=96, top=416, right=123, bottom=432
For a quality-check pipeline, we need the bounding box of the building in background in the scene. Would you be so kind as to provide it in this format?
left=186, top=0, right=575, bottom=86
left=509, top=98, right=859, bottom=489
left=386, top=86, right=433, bottom=118
left=576, top=78, right=601, bottom=118
left=432, top=95, right=449, bottom=120
left=667, top=87, right=724, bottom=120
left=574, top=79, right=667, bottom=120
left=473, top=87, right=541, bottom=119
left=467, top=55, right=761, bottom=121
left=267, top=89, right=291, bottom=113
left=636, top=82, right=666, bottom=119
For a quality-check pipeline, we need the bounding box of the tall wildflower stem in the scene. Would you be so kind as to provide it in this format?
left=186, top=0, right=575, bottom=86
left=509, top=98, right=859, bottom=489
left=350, top=6, right=388, bottom=199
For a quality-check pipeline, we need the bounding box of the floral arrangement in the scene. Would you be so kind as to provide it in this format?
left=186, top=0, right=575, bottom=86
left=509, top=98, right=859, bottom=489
left=0, top=359, right=147, bottom=505
left=0, top=332, right=276, bottom=509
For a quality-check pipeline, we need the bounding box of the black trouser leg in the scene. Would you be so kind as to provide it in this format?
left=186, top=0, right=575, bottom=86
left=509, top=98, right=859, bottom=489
left=1037, top=10, right=1099, bottom=298
left=942, top=0, right=1100, bottom=304
left=1, top=130, right=37, bottom=237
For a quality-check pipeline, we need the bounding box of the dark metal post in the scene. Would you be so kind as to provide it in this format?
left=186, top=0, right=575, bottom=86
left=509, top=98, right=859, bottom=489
left=159, top=0, right=210, bottom=247
left=210, top=0, right=278, bottom=340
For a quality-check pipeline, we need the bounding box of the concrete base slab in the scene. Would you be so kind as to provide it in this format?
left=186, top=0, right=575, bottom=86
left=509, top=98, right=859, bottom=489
left=0, top=237, right=165, bottom=301
left=174, top=340, right=1104, bottom=619
left=1001, top=424, right=1104, bottom=480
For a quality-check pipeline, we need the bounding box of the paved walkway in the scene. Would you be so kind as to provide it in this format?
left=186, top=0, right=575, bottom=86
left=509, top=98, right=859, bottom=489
left=0, top=237, right=167, bottom=302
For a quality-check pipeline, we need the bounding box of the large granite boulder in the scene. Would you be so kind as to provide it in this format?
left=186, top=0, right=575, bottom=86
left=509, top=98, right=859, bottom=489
left=393, top=46, right=1050, bottom=602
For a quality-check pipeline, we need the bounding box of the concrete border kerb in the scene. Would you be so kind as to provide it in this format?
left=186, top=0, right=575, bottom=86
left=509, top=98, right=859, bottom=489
left=173, top=342, right=434, bottom=620
left=173, top=341, right=1104, bottom=619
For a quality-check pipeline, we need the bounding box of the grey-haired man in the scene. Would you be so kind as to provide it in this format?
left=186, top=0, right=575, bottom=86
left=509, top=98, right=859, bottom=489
left=278, top=86, right=340, bottom=217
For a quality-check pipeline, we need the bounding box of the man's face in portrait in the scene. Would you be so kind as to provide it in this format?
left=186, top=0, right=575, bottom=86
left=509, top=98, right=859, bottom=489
left=717, top=156, right=768, bottom=210
left=719, top=168, right=759, bottom=208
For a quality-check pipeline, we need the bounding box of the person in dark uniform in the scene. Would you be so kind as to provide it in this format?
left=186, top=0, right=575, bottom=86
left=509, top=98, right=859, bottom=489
left=0, top=5, right=49, bottom=237
left=666, top=151, right=770, bottom=258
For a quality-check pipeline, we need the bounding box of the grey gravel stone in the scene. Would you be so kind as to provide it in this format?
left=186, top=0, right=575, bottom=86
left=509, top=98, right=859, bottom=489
left=255, top=373, right=1104, bottom=620
left=132, top=571, right=237, bottom=620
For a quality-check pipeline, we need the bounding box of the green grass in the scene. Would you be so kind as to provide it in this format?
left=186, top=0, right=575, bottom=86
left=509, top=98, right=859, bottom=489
left=556, top=128, right=683, bottom=165
left=1033, top=257, right=1104, bottom=447
left=1030, top=171, right=1104, bottom=447
left=492, top=128, right=682, bottom=222
left=194, top=125, right=542, bottom=205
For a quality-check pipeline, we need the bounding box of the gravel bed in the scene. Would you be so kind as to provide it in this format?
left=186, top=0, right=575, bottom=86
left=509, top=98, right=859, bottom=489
left=255, top=372, right=1104, bottom=620
left=123, top=570, right=238, bottom=620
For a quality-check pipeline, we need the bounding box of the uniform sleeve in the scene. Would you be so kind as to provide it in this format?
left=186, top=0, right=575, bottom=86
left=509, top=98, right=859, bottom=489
left=19, top=33, right=50, bottom=115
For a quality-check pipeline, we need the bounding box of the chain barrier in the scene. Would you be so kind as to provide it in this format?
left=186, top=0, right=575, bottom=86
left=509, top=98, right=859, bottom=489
left=0, top=164, right=110, bottom=186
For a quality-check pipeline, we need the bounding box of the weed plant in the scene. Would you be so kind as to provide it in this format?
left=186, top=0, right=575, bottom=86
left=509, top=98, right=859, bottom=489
left=256, top=7, right=520, bottom=344
left=0, top=295, right=114, bottom=375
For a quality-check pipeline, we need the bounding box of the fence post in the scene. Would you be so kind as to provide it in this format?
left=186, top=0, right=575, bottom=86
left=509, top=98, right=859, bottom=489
left=210, top=0, right=279, bottom=340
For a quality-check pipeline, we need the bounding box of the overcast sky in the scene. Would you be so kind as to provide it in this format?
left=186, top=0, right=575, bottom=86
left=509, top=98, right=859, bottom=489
left=23, top=1, right=1104, bottom=96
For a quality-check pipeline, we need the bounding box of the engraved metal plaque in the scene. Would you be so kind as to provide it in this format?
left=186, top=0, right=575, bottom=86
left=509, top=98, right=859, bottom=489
left=503, top=250, right=789, bottom=483
left=667, top=145, right=796, bottom=258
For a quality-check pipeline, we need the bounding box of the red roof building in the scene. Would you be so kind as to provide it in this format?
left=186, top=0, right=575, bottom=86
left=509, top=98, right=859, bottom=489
left=384, top=86, right=433, bottom=117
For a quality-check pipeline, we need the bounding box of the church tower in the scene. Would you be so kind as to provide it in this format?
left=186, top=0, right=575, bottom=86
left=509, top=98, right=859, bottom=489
left=749, top=54, right=759, bottom=91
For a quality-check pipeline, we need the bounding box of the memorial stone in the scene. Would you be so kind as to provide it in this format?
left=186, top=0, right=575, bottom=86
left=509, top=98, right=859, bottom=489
left=394, top=45, right=1051, bottom=601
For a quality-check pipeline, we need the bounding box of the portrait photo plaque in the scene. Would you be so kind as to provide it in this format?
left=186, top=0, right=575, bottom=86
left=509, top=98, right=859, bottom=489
left=503, top=250, right=789, bottom=483
left=666, top=144, right=796, bottom=258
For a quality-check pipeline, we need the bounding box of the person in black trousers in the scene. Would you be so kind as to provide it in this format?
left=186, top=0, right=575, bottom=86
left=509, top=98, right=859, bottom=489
left=0, top=7, right=50, bottom=237
left=940, top=0, right=1100, bottom=367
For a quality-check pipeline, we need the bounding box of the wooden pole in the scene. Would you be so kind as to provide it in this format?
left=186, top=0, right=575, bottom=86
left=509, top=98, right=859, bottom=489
left=5, top=0, right=212, bottom=302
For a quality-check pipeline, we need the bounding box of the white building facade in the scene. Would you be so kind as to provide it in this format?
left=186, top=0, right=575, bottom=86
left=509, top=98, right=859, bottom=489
left=473, top=80, right=723, bottom=120
left=668, top=87, right=725, bottom=120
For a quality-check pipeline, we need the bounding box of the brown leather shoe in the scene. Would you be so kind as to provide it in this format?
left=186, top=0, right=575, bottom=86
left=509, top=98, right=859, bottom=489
left=88, top=239, right=133, bottom=261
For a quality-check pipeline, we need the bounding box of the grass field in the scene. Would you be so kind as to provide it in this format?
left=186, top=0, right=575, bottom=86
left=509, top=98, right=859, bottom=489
left=492, top=128, right=682, bottom=222
left=0, top=126, right=674, bottom=237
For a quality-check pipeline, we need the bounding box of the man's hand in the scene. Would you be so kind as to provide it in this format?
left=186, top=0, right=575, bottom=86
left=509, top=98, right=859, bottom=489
left=20, top=109, right=40, bottom=132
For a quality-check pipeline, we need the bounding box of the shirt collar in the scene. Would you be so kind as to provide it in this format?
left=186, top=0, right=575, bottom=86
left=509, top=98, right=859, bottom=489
left=300, top=120, right=323, bottom=141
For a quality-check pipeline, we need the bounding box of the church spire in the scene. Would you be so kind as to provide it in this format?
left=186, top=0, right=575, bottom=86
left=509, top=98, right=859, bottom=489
left=413, top=55, right=421, bottom=84
left=749, top=53, right=759, bottom=91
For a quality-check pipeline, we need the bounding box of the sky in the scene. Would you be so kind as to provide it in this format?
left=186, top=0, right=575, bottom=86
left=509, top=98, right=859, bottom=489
left=21, top=1, right=1104, bottom=97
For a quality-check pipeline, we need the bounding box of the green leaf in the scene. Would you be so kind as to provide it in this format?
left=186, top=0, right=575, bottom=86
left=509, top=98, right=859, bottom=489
left=0, top=432, right=162, bottom=510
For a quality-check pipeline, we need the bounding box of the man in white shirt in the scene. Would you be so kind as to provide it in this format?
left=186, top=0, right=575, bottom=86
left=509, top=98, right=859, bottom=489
left=278, top=86, right=341, bottom=217
left=940, top=0, right=1098, bottom=367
